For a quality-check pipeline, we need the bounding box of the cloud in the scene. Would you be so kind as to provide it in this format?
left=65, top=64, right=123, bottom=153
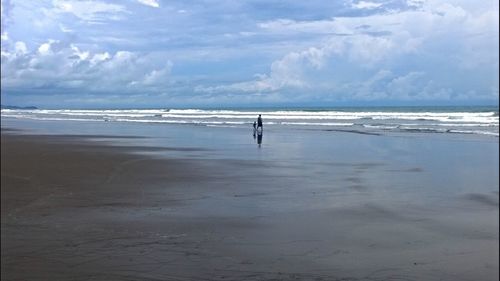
left=52, top=0, right=128, bottom=23
left=58, top=24, right=73, bottom=33
left=336, top=70, right=462, bottom=101
left=1, top=0, right=13, bottom=41
left=137, top=0, right=160, bottom=8
left=201, top=0, right=498, bottom=103
left=406, top=0, right=424, bottom=8
left=199, top=33, right=399, bottom=94
left=352, top=69, right=394, bottom=99
left=1, top=0, right=498, bottom=106
left=386, top=71, right=426, bottom=99
left=14, top=41, right=28, bottom=54
left=197, top=46, right=328, bottom=94
left=351, top=1, right=383, bottom=10
left=1, top=40, right=173, bottom=94
left=258, top=19, right=341, bottom=34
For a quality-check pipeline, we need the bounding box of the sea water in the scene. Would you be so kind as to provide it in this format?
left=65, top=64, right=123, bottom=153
left=2, top=106, right=498, bottom=137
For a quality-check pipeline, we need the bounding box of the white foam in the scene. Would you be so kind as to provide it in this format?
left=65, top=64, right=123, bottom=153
left=447, top=130, right=499, bottom=136
left=363, top=124, right=399, bottom=129
left=280, top=122, right=354, bottom=126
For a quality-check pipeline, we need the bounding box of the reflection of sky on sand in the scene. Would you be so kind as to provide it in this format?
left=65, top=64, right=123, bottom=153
left=2, top=118, right=498, bottom=209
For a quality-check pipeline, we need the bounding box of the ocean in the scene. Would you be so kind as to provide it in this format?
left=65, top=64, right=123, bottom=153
left=1, top=106, right=498, bottom=137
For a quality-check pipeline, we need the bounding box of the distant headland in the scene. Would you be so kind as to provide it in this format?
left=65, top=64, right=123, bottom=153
left=1, top=105, right=38, bottom=110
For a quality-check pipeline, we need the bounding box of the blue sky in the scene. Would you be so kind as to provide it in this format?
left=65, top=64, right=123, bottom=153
left=1, top=0, right=498, bottom=108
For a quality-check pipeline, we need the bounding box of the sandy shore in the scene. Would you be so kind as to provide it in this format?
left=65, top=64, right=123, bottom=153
left=1, top=129, right=498, bottom=280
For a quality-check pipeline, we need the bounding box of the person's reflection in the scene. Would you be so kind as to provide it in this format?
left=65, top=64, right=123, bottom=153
left=257, top=130, right=263, bottom=148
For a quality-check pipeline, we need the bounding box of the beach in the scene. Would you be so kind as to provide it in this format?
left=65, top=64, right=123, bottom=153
left=1, top=117, right=499, bottom=281
left=2, top=0, right=499, bottom=278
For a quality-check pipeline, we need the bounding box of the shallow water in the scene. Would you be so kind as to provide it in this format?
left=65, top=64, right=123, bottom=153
left=2, top=117, right=498, bottom=208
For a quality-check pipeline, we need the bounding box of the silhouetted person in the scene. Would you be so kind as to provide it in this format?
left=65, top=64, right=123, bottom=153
left=257, top=114, right=263, bottom=132
left=253, top=121, right=257, bottom=135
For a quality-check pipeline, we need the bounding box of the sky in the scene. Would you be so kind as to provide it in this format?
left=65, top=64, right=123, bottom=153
left=1, top=0, right=499, bottom=108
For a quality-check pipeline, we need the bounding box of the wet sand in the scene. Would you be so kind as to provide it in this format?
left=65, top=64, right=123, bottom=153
left=1, top=129, right=498, bottom=280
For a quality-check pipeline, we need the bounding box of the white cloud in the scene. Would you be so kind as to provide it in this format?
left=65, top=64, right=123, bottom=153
left=343, top=70, right=461, bottom=101
left=406, top=0, right=424, bottom=8
left=138, top=61, right=173, bottom=85
left=386, top=71, right=426, bottom=98
left=1, top=40, right=173, bottom=93
left=52, top=0, right=128, bottom=23
left=38, top=42, right=52, bottom=55
left=14, top=41, right=28, bottom=55
left=70, top=44, right=89, bottom=60
left=351, top=1, right=383, bottom=10
left=259, top=18, right=338, bottom=34
left=353, top=69, right=393, bottom=99
left=344, top=35, right=394, bottom=64
left=90, top=52, right=111, bottom=66
left=1, top=0, right=13, bottom=41
left=58, top=24, right=73, bottom=33
left=137, top=0, right=160, bottom=8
